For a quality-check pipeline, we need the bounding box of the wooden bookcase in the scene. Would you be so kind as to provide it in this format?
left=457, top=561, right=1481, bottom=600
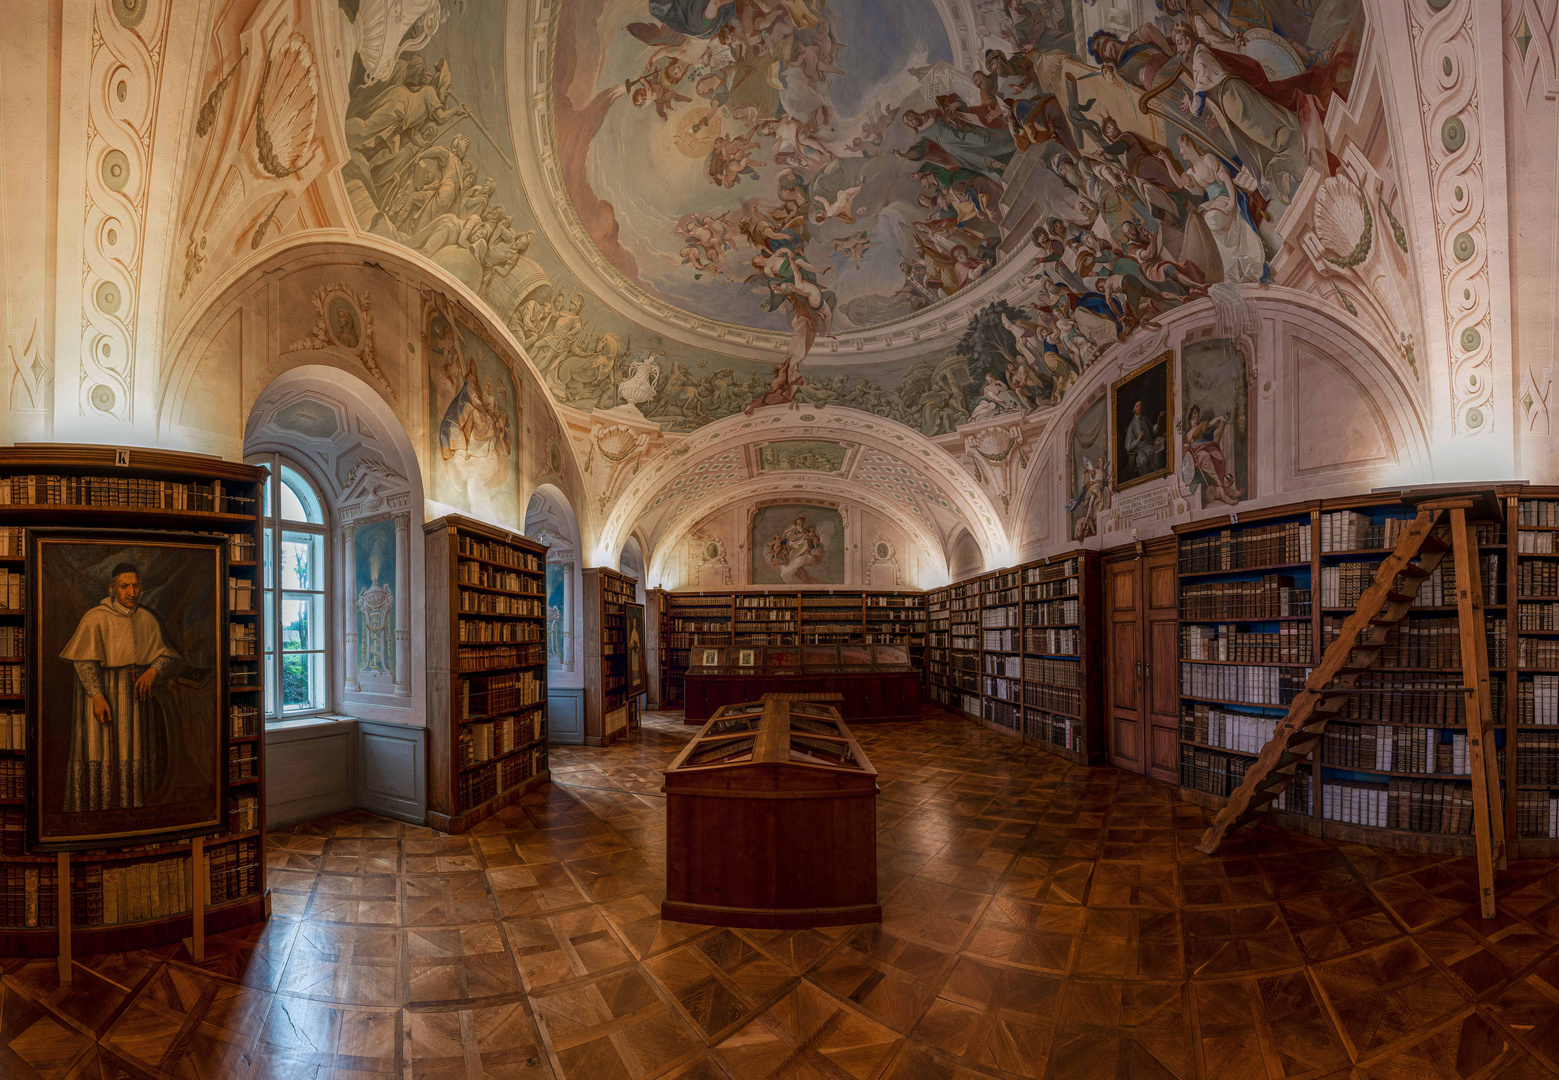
left=583, top=567, right=636, bottom=746
left=659, top=590, right=925, bottom=711
left=424, top=515, right=549, bottom=833
left=926, top=587, right=951, bottom=706
left=0, top=445, right=267, bottom=956
left=1170, top=489, right=1559, bottom=857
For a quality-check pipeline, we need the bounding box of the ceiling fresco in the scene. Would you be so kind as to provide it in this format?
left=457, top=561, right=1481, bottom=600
left=334, top=0, right=1365, bottom=441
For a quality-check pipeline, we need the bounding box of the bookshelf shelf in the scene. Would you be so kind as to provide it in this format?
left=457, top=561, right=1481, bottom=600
left=0, top=445, right=268, bottom=953
left=424, top=516, right=549, bottom=834
left=584, top=567, right=638, bottom=746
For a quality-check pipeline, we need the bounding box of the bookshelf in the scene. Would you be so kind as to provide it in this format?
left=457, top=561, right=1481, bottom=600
left=926, top=587, right=950, bottom=707
left=583, top=567, right=637, bottom=746
left=424, top=516, right=549, bottom=833
left=950, top=581, right=981, bottom=717
left=0, top=445, right=267, bottom=956
left=1172, top=493, right=1544, bottom=856
left=659, top=590, right=925, bottom=711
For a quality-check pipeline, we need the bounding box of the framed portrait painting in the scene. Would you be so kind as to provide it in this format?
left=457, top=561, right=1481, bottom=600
left=28, top=529, right=227, bottom=851
left=624, top=602, right=647, bottom=696
left=1111, top=351, right=1174, bottom=491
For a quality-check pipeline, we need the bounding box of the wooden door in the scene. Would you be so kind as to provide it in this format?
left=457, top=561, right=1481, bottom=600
left=1105, top=556, right=1144, bottom=772
left=1143, top=547, right=1181, bottom=784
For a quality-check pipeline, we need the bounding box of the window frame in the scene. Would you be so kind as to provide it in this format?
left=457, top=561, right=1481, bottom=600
left=247, top=453, right=332, bottom=722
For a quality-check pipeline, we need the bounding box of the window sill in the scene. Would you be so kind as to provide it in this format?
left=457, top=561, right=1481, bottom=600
left=265, top=714, right=358, bottom=736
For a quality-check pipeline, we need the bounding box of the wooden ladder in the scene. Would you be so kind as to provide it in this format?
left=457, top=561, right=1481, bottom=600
left=1195, top=495, right=1507, bottom=917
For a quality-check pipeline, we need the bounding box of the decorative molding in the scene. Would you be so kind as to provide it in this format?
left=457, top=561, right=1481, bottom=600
left=867, top=536, right=904, bottom=587
left=689, top=534, right=733, bottom=587
left=961, top=421, right=1029, bottom=515
left=287, top=282, right=396, bottom=402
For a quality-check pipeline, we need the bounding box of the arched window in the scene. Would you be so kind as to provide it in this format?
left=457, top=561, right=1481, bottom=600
left=248, top=454, right=330, bottom=719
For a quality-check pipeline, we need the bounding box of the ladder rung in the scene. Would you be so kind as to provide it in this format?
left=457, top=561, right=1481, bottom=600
left=1386, top=591, right=1415, bottom=604
left=1419, top=535, right=1450, bottom=553
left=1398, top=564, right=1431, bottom=579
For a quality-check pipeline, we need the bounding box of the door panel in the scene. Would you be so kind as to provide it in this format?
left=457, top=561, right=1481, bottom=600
left=1106, top=558, right=1144, bottom=773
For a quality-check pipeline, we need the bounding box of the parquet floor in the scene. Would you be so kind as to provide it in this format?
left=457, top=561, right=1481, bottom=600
left=4, top=708, right=1559, bottom=1079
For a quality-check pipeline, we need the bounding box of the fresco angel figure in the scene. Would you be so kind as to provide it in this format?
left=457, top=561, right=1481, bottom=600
left=1181, top=403, right=1245, bottom=506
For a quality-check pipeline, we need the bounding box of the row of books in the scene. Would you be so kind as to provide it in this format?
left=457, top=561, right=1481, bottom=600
left=1322, top=723, right=1480, bottom=775
left=1180, top=746, right=1311, bottom=812
left=1023, top=683, right=1080, bottom=714
left=735, top=609, right=795, bottom=624
left=866, top=596, right=924, bottom=608
left=456, top=620, right=544, bottom=644
left=0, top=759, right=21, bottom=798
left=0, top=625, right=19, bottom=656
left=457, top=744, right=545, bottom=813
left=458, top=591, right=543, bottom=617
left=1181, top=578, right=1310, bottom=621
left=458, top=710, right=545, bottom=768
left=1321, top=615, right=1508, bottom=668
left=1321, top=511, right=1403, bottom=553
left=1519, top=677, right=1559, bottom=725
left=952, top=633, right=980, bottom=651
left=669, top=619, right=731, bottom=634
left=1182, top=520, right=1311, bottom=571
left=1181, top=704, right=1278, bottom=755
left=1517, top=532, right=1559, bottom=553
left=1338, top=675, right=1505, bottom=724
left=1519, top=603, right=1559, bottom=632
left=229, top=794, right=259, bottom=832
left=1026, top=708, right=1082, bottom=753
left=0, top=475, right=252, bottom=514
left=984, top=652, right=1021, bottom=678
left=1516, top=732, right=1559, bottom=785
left=1514, top=789, right=1559, bottom=837
left=1518, top=501, right=1559, bottom=527
left=228, top=534, right=256, bottom=562
left=0, top=528, right=21, bottom=557
left=983, top=676, right=1020, bottom=703
left=1180, top=662, right=1309, bottom=706
left=0, top=711, right=24, bottom=750
left=1181, top=624, right=1311, bottom=664
left=228, top=576, right=255, bottom=611
left=456, top=643, right=546, bottom=671
left=981, top=628, right=1020, bottom=651
left=1025, top=597, right=1079, bottom=626
left=229, top=624, right=257, bottom=658
left=455, top=536, right=542, bottom=572
left=1023, top=559, right=1078, bottom=584
left=1024, top=656, right=1081, bottom=688
left=863, top=609, right=924, bottom=622
left=1025, top=627, right=1081, bottom=654
left=459, top=670, right=543, bottom=718
left=1518, top=639, right=1559, bottom=668
left=228, top=746, right=257, bottom=782
left=231, top=704, right=260, bottom=737
left=1325, top=779, right=1475, bottom=834
left=1517, top=562, right=1559, bottom=596
left=0, top=664, right=21, bottom=694
left=984, top=571, right=1021, bottom=593
left=980, top=606, right=1020, bottom=628
left=206, top=839, right=261, bottom=905
left=0, top=571, right=23, bottom=610
left=108, top=856, right=194, bottom=924
left=1319, top=556, right=1500, bottom=609
left=0, top=863, right=58, bottom=927
left=982, top=697, right=1020, bottom=729
left=1022, top=579, right=1078, bottom=601
left=456, top=563, right=538, bottom=594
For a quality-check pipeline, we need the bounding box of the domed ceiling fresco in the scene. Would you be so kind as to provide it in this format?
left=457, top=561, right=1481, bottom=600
left=337, top=0, right=1365, bottom=435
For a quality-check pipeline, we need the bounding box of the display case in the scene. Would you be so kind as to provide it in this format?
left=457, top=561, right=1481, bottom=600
left=662, top=697, right=879, bottom=928
left=682, top=644, right=920, bottom=722
left=424, top=516, right=549, bottom=833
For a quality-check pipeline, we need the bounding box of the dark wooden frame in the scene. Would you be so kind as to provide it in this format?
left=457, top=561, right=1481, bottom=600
left=1111, top=349, right=1174, bottom=492
left=27, top=528, right=228, bottom=851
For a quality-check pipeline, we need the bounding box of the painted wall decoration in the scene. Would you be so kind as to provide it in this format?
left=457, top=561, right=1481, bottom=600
left=546, top=561, right=572, bottom=667
left=30, top=531, right=225, bottom=849
left=1179, top=337, right=1249, bottom=508
left=425, top=295, right=522, bottom=527
left=354, top=517, right=397, bottom=679
left=1112, top=351, right=1173, bottom=491
left=750, top=503, right=844, bottom=585
left=1066, top=391, right=1111, bottom=541
left=757, top=440, right=849, bottom=473
left=331, top=0, right=1367, bottom=437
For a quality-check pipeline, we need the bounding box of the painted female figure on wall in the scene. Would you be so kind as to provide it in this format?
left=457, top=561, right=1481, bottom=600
left=1181, top=404, right=1245, bottom=507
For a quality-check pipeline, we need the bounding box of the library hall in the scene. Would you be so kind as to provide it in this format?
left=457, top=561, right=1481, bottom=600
left=5, top=0, right=1559, bottom=1077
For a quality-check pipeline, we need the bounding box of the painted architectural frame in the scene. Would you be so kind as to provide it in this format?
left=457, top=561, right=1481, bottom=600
left=1111, top=352, right=1174, bottom=493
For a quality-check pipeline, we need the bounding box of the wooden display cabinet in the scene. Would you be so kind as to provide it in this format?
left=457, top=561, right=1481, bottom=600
left=662, top=696, right=880, bottom=928
left=424, top=516, right=550, bottom=833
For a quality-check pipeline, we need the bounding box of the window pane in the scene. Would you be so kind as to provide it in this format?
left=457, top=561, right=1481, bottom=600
left=264, top=651, right=276, bottom=716
left=261, top=467, right=273, bottom=519
left=281, top=532, right=322, bottom=591
left=263, top=591, right=275, bottom=652
left=263, top=527, right=274, bottom=589
left=279, top=652, right=324, bottom=713
left=280, top=593, right=323, bottom=651
left=280, top=465, right=324, bottom=524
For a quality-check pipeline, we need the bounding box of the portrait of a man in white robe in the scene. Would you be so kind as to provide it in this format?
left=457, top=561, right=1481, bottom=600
left=33, top=532, right=223, bottom=848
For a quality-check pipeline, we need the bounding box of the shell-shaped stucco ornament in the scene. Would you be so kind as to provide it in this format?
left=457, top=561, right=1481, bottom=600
left=252, top=31, right=319, bottom=179
left=1312, top=176, right=1372, bottom=269
left=595, top=426, right=642, bottom=463
left=970, top=426, right=1017, bottom=463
